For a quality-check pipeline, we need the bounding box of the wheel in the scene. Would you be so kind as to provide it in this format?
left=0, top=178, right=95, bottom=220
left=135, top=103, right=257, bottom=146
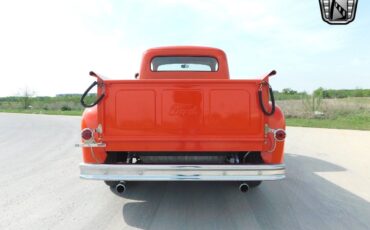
left=247, top=181, right=262, bottom=188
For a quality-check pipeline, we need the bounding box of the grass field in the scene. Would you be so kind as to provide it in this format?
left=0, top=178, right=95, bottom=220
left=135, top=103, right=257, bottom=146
left=286, top=115, right=370, bottom=130
left=1, top=96, right=369, bottom=130
left=277, top=97, right=370, bottom=130
left=0, top=109, right=82, bottom=116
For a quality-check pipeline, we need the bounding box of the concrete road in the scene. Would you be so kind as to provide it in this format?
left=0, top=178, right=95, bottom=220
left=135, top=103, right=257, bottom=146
left=0, top=113, right=369, bottom=230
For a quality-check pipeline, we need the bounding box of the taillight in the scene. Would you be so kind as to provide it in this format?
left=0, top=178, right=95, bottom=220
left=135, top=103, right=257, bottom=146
left=81, top=128, right=93, bottom=141
left=274, top=129, right=286, bottom=141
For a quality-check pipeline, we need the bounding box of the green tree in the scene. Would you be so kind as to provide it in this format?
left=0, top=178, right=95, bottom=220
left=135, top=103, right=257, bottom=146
left=18, top=87, right=35, bottom=109
left=282, top=88, right=298, bottom=95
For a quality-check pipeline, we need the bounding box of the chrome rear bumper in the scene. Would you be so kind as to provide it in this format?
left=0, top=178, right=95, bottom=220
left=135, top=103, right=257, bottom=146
left=80, top=163, right=285, bottom=181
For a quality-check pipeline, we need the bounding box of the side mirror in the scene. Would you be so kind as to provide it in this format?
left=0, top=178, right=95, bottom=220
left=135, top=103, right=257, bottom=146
left=134, top=73, right=139, bottom=79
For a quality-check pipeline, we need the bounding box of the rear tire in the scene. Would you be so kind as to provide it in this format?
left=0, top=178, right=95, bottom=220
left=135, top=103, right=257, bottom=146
left=240, top=152, right=263, bottom=189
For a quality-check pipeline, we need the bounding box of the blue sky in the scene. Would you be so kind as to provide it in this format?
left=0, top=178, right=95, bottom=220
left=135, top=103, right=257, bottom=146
left=0, top=0, right=369, bottom=96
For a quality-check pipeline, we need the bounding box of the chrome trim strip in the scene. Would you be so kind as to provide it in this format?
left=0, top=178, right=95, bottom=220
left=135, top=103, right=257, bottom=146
left=75, top=143, right=106, bottom=148
left=79, top=163, right=285, bottom=181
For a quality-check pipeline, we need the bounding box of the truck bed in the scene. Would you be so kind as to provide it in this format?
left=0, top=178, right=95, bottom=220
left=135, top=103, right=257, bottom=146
left=99, top=79, right=268, bottom=152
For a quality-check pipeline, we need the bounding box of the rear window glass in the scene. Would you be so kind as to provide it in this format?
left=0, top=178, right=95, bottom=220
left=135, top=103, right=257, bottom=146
left=151, top=56, right=218, bottom=72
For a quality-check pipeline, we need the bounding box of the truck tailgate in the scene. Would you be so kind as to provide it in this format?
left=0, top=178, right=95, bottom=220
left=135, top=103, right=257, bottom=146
left=99, top=79, right=266, bottom=151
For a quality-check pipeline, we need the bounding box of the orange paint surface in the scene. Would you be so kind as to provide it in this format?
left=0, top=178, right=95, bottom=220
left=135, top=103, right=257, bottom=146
left=81, top=46, right=285, bottom=164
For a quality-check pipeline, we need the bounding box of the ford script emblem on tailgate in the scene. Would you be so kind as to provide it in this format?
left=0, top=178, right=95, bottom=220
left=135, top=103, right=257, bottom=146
left=170, top=103, right=198, bottom=116
left=319, top=0, right=358, bottom=25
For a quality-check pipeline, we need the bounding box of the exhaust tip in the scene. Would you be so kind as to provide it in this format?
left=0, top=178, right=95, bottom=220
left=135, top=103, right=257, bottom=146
left=239, top=183, right=249, bottom=193
left=115, top=182, right=126, bottom=194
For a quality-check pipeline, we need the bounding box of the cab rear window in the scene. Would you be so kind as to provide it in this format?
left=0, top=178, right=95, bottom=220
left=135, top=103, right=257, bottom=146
left=151, top=56, right=218, bottom=72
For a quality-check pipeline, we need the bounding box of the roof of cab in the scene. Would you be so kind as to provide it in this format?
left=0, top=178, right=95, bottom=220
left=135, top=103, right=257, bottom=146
left=143, top=46, right=227, bottom=57
left=140, top=46, right=230, bottom=79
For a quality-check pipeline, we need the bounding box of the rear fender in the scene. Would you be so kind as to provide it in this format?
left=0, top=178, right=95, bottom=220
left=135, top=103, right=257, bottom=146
left=81, top=106, right=107, bottom=163
left=261, top=105, right=285, bottom=164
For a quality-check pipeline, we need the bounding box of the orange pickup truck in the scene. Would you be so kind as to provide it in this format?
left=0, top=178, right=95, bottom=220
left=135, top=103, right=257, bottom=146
left=77, top=46, right=286, bottom=193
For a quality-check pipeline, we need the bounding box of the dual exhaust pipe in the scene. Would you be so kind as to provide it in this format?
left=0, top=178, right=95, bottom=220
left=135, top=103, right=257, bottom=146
left=115, top=182, right=126, bottom=194
left=239, top=183, right=250, bottom=193
left=114, top=181, right=251, bottom=193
